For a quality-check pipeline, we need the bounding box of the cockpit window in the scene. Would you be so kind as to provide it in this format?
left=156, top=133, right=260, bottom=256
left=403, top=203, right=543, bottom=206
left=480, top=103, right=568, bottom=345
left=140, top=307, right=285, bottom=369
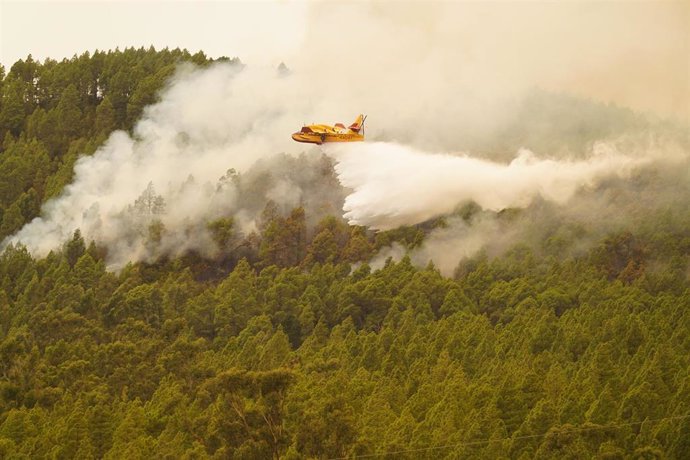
left=301, top=126, right=313, bottom=133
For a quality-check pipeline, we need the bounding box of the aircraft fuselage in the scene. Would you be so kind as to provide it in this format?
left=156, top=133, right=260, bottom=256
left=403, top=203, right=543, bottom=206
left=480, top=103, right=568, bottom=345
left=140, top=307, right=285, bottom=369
left=291, top=131, right=364, bottom=144
left=292, top=114, right=366, bottom=145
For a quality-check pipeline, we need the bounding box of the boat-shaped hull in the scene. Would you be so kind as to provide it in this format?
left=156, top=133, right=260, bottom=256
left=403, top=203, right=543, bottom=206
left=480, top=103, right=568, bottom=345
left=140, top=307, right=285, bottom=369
left=292, top=132, right=364, bottom=144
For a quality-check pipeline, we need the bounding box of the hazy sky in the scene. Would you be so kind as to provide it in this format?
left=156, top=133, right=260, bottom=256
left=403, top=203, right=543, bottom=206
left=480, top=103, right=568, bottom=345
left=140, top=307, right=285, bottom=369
left=0, top=0, right=307, bottom=67
left=0, top=0, right=688, bottom=120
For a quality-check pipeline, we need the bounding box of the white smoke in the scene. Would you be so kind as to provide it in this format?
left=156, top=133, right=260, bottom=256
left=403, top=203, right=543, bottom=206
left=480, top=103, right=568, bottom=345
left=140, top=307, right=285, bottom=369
left=329, top=136, right=687, bottom=275
left=326, top=141, right=650, bottom=230
left=4, top=63, right=327, bottom=267
left=368, top=216, right=508, bottom=276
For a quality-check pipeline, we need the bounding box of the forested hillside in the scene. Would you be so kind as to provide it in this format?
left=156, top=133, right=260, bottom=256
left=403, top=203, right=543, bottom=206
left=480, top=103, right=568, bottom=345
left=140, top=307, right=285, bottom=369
left=0, top=49, right=688, bottom=458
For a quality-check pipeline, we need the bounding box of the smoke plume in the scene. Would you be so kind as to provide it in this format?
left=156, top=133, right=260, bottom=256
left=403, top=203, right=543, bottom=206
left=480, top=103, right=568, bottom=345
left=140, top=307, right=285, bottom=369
left=4, top=64, right=345, bottom=267
left=327, top=141, right=652, bottom=230
left=3, top=2, right=688, bottom=271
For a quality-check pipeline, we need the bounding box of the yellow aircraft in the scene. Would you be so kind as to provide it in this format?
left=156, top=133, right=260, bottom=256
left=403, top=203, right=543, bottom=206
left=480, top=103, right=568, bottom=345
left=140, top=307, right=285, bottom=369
left=292, top=114, right=366, bottom=144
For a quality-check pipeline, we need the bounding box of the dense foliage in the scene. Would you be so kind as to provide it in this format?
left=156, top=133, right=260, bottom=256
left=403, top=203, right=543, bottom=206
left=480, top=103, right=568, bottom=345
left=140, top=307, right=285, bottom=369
left=0, top=49, right=688, bottom=458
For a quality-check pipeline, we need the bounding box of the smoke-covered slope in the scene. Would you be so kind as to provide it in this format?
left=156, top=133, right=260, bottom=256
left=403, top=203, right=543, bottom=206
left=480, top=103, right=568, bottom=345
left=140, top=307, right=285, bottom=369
left=2, top=3, right=688, bottom=276
left=4, top=60, right=687, bottom=275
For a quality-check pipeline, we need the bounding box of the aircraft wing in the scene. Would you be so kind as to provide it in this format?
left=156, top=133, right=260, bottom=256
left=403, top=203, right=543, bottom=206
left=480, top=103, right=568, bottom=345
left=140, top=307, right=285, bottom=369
left=308, top=124, right=338, bottom=134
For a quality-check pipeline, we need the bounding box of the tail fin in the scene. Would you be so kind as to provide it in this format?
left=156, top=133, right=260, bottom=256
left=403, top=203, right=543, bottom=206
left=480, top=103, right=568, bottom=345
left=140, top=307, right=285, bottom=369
left=348, top=114, right=366, bottom=133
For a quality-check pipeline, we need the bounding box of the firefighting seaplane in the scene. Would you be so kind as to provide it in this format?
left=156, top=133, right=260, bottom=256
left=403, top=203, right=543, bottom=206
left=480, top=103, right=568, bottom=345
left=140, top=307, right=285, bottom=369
left=292, top=114, right=366, bottom=144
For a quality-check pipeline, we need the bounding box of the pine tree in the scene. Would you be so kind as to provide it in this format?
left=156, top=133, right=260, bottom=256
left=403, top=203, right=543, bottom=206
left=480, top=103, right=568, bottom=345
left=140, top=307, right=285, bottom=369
left=0, top=77, right=26, bottom=136
left=94, top=95, right=116, bottom=135
left=56, top=84, right=83, bottom=142
left=0, top=203, right=24, bottom=239
left=65, top=229, right=86, bottom=267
